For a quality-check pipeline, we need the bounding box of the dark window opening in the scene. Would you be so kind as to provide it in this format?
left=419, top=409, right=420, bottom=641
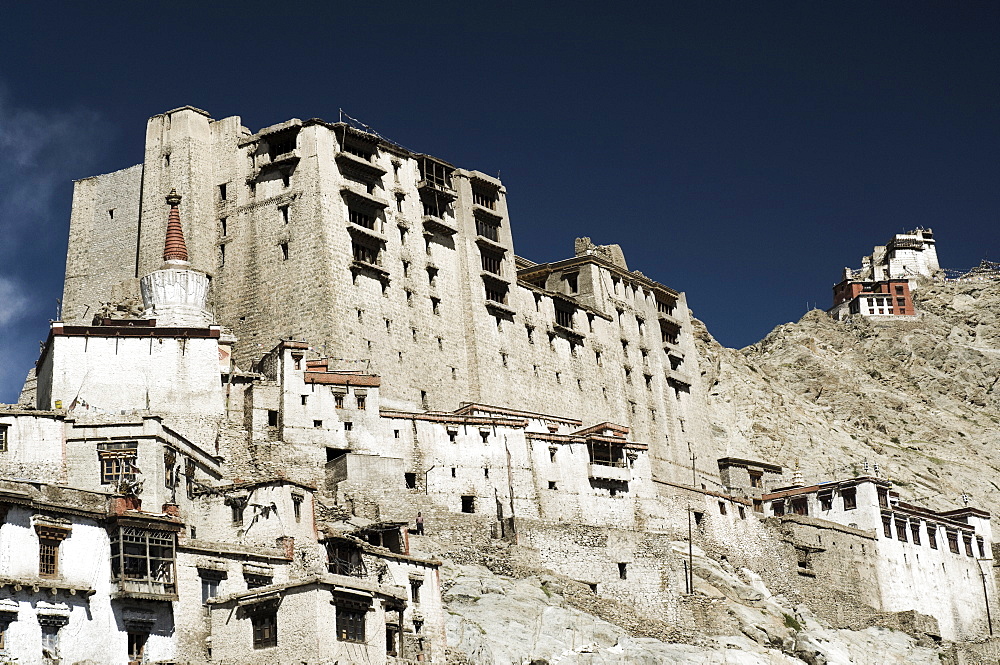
left=878, top=488, right=889, bottom=509
left=895, top=520, right=908, bottom=541
left=219, top=183, right=227, bottom=200
left=842, top=487, right=857, bottom=510
left=911, top=524, right=921, bottom=545
left=947, top=531, right=960, bottom=554
left=267, top=410, right=278, bottom=426
left=928, top=525, right=938, bottom=549
left=251, top=611, right=278, bottom=649
left=461, top=495, right=475, bottom=513
left=404, top=473, right=417, bottom=489
left=476, top=216, right=500, bottom=241
left=564, top=272, right=578, bottom=294
left=292, top=495, right=302, bottom=522
left=410, top=579, right=422, bottom=603
left=326, top=447, right=348, bottom=463
left=417, top=157, right=453, bottom=189
left=352, top=241, right=380, bottom=265
left=279, top=205, right=289, bottom=224
left=718, top=501, right=727, bottom=515
left=327, top=541, right=365, bottom=577
left=481, top=250, right=503, bottom=274
left=279, top=242, right=289, bottom=260
left=771, top=501, right=785, bottom=517
left=128, top=631, right=147, bottom=664
left=313, top=420, right=323, bottom=428
left=693, top=511, right=704, bottom=526
left=548, top=481, right=557, bottom=490
left=349, top=208, right=375, bottom=229
left=656, top=298, right=675, bottom=315
left=587, top=440, right=625, bottom=467
left=791, top=497, right=808, bottom=516
left=882, top=515, right=893, bottom=538
left=344, top=421, right=353, bottom=431
left=618, top=562, right=627, bottom=580
left=473, top=188, right=497, bottom=210
left=336, top=605, right=366, bottom=643
left=483, top=277, right=508, bottom=304
left=555, top=305, right=574, bottom=328
left=819, top=492, right=833, bottom=511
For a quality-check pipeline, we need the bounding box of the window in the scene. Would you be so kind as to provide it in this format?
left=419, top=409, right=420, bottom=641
left=555, top=305, right=574, bottom=328
left=327, top=541, right=365, bottom=576
left=476, top=216, right=500, bottom=241
left=219, top=183, right=228, bottom=200
left=352, top=241, right=379, bottom=265
left=231, top=499, right=245, bottom=525
left=738, top=506, right=746, bottom=519
left=201, top=576, right=221, bottom=604
left=911, top=523, right=921, bottom=545
left=928, top=525, right=938, bottom=549
left=771, top=500, right=785, bottom=517
left=718, top=501, right=727, bottom=515
left=41, top=623, right=62, bottom=662
left=279, top=205, right=290, bottom=224
left=481, top=250, right=502, bottom=274
left=349, top=209, right=375, bottom=229
left=267, top=410, right=278, bottom=426
left=431, top=297, right=440, bottom=315
left=895, top=519, right=908, bottom=541
left=882, top=515, right=892, bottom=538
left=39, top=538, right=59, bottom=577
left=473, top=188, right=496, bottom=210
left=791, top=498, right=808, bottom=516
left=336, top=605, right=366, bottom=642
left=947, top=531, right=960, bottom=554
left=753, top=499, right=763, bottom=513
left=128, top=631, right=147, bottom=663
left=841, top=487, right=857, bottom=510
left=418, top=157, right=452, bottom=189
left=356, top=395, right=366, bottom=410
left=877, top=488, right=889, bottom=509
left=0, top=423, right=7, bottom=451
left=251, top=610, right=278, bottom=649
left=422, top=199, right=443, bottom=218
left=344, top=422, right=353, bottom=431
left=99, top=443, right=138, bottom=486
left=564, top=272, right=578, bottom=294
left=548, top=481, right=557, bottom=490
left=279, top=242, right=289, bottom=260
left=965, top=535, right=974, bottom=557
left=819, top=492, right=833, bottom=511
left=410, top=579, right=422, bottom=604
left=395, top=194, right=404, bottom=212
left=219, top=217, right=228, bottom=236
left=483, top=278, right=508, bottom=304
left=656, top=298, right=675, bottom=315
left=618, top=562, right=627, bottom=580
left=461, top=495, right=475, bottom=513
left=404, top=473, right=417, bottom=489
left=109, top=526, right=177, bottom=596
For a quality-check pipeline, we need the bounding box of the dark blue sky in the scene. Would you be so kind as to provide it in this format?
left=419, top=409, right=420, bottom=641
left=1, top=1, right=997, bottom=402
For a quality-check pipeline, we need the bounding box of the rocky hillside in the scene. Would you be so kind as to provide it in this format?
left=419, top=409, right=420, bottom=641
left=697, top=277, right=1000, bottom=515
left=431, top=539, right=941, bottom=665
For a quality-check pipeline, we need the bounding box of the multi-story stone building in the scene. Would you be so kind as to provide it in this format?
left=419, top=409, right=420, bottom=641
left=59, top=106, right=707, bottom=487
left=828, top=228, right=939, bottom=320
left=2, top=107, right=996, bottom=662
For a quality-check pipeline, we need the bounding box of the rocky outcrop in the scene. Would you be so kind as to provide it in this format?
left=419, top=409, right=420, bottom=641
left=697, top=278, right=1000, bottom=515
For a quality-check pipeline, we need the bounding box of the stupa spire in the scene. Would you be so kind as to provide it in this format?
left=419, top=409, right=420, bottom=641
left=163, top=189, right=189, bottom=263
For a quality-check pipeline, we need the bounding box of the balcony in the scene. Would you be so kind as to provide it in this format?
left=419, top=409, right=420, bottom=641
left=417, top=179, right=457, bottom=202
left=473, top=204, right=503, bottom=223
left=335, top=151, right=387, bottom=180
left=340, top=186, right=388, bottom=210
left=588, top=463, right=630, bottom=482
left=422, top=215, right=458, bottom=236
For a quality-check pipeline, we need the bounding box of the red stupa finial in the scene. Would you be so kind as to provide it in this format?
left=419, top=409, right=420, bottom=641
left=163, top=189, right=189, bottom=262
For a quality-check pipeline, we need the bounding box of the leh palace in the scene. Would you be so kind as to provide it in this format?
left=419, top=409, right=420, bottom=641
left=1, top=106, right=997, bottom=665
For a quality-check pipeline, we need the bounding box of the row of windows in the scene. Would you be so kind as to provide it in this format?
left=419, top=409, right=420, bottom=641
left=880, top=514, right=985, bottom=556
left=248, top=604, right=377, bottom=650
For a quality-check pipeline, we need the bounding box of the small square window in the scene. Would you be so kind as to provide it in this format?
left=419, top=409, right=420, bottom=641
left=313, top=420, right=323, bottom=428
left=344, top=422, right=353, bottom=431
left=548, top=481, right=557, bottom=490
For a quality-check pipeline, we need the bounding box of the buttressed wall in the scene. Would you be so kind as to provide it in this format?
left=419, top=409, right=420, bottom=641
left=61, top=106, right=713, bottom=486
